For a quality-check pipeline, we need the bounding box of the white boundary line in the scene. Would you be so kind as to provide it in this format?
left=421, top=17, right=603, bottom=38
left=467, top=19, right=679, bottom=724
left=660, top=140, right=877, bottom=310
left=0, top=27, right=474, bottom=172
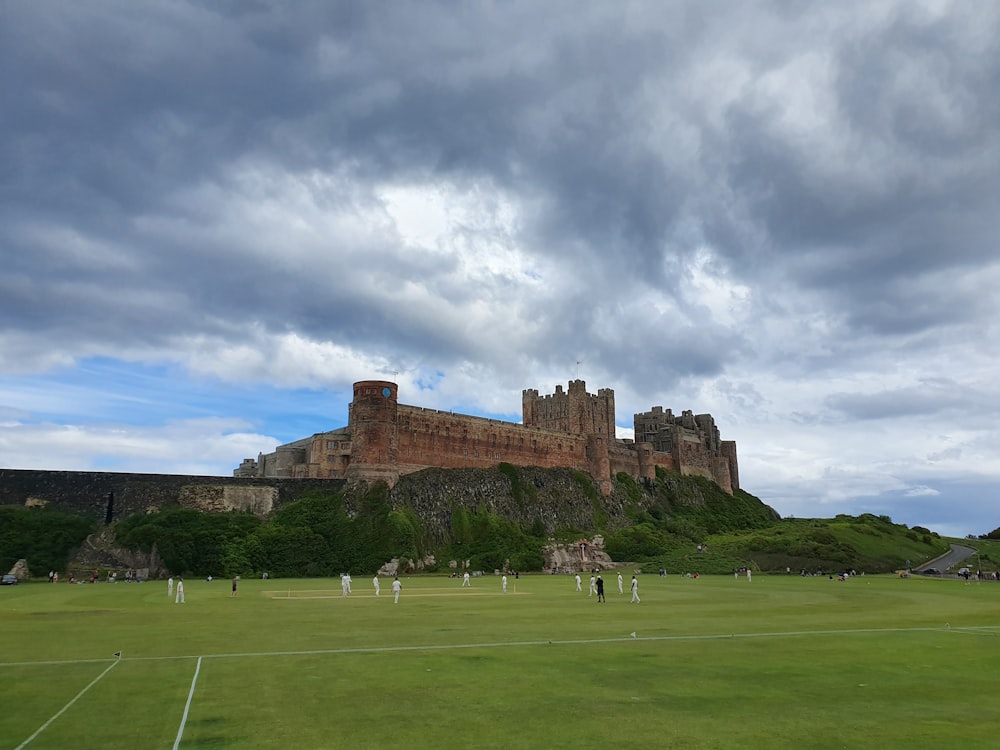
left=172, top=656, right=202, bottom=750
left=14, top=659, right=119, bottom=750
left=2, top=624, right=997, bottom=669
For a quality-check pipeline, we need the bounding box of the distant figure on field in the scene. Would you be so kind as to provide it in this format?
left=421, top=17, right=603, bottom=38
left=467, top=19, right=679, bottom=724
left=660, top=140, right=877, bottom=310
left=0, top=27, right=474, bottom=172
left=462, top=572, right=471, bottom=587
left=231, top=576, right=238, bottom=597
left=588, top=575, right=597, bottom=597
left=746, top=568, right=752, bottom=582
left=373, top=574, right=381, bottom=597
left=630, top=576, right=640, bottom=604
left=392, top=577, right=402, bottom=604
left=341, top=574, right=350, bottom=597
left=617, top=572, right=624, bottom=595
left=502, top=574, right=508, bottom=593
left=596, top=575, right=605, bottom=602
left=345, top=573, right=352, bottom=593
left=175, top=577, right=185, bottom=604
left=168, top=577, right=174, bottom=597
left=575, top=574, right=582, bottom=592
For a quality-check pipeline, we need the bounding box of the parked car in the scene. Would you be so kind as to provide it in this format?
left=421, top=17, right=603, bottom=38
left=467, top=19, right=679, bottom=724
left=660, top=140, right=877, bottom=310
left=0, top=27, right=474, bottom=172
left=921, top=568, right=939, bottom=575
left=1, top=574, right=18, bottom=586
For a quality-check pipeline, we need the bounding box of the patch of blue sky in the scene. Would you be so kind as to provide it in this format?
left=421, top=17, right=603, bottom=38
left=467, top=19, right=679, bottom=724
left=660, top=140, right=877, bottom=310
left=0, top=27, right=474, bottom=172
left=0, top=357, right=350, bottom=444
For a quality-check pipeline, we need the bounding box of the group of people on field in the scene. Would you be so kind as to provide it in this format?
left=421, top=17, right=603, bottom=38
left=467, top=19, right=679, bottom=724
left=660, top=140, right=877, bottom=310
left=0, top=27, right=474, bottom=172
left=574, top=570, right=640, bottom=603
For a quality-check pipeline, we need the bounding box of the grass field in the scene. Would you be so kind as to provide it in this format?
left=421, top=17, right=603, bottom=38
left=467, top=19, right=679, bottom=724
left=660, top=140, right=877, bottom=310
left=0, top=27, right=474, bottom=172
left=2, top=572, right=999, bottom=749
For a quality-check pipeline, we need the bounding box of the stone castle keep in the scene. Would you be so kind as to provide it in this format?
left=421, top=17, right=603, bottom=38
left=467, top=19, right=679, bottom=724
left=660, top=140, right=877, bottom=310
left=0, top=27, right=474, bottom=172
left=235, top=380, right=739, bottom=497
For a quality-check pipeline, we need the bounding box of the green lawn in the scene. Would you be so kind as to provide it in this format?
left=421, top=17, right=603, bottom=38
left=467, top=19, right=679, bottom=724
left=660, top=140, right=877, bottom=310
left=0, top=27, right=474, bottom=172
left=2, top=572, right=999, bottom=749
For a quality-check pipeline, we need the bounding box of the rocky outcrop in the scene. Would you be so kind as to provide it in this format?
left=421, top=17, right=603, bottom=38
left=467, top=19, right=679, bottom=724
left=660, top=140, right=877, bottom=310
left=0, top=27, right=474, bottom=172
left=8, top=558, right=31, bottom=580
left=541, top=535, right=615, bottom=573
left=69, top=526, right=165, bottom=578
left=379, top=466, right=638, bottom=545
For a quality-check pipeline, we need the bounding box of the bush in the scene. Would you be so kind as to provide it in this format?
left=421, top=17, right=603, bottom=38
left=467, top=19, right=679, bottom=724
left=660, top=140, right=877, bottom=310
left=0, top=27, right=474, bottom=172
left=0, top=507, right=95, bottom=574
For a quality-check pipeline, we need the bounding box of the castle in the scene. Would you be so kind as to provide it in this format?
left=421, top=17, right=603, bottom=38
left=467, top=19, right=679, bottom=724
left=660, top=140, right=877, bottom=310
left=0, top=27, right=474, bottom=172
left=234, top=380, right=739, bottom=496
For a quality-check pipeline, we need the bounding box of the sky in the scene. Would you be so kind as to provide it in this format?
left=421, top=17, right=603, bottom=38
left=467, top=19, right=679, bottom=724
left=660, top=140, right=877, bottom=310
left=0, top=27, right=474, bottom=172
left=2, top=1, right=998, bottom=538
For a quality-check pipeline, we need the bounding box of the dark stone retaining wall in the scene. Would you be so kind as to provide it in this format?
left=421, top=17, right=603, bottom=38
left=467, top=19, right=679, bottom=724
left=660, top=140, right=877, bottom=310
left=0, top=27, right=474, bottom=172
left=0, top=468, right=342, bottom=523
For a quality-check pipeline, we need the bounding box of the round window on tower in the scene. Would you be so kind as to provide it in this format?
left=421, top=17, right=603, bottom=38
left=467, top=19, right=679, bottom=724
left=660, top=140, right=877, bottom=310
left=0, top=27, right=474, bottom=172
left=382, top=387, right=392, bottom=398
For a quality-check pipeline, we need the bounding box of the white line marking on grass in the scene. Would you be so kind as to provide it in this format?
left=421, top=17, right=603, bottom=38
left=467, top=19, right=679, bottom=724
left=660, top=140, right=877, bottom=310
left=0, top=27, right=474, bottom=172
left=172, top=656, right=202, bottom=750
left=945, top=627, right=998, bottom=637
left=4, top=626, right=999, bottom=669
left=14, top=659, right=119, bottom=749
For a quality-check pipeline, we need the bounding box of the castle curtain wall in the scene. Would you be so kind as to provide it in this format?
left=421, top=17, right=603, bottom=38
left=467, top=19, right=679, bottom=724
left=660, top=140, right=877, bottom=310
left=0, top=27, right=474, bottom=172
left=250, top=379, right=737, bottom=497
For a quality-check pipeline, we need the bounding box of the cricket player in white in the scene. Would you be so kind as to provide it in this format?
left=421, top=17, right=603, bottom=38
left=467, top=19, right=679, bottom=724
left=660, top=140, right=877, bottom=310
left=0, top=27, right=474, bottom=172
left=502, top=575, right=507, bottom=593
left=175, top=578, right=185, bottom=604
left=373, top=574, right=380, bottom=596
left=589, top=575, right=597, bottom=596
left=630, top=576, right=640, bottom=603
left=168, top=576, right=174, bottom=597
left=617, top=572, right=623, bottom=594
left=462, top=571, right=471, bottom=587
left=392, top=577, right=402, bottom=603
left=575, top=574, right=582, bottom=591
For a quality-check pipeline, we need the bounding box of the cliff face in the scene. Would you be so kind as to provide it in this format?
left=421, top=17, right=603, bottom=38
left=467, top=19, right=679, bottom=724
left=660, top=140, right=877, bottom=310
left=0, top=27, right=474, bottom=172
left=377, top=467, right=604, bottom=545
left=362, top=465, right=778, bottom=546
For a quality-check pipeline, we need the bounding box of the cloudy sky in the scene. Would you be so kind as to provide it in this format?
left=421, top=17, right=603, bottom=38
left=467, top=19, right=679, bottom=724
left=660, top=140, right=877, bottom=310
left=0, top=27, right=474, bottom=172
left=2, top=1, right=998, bottom=538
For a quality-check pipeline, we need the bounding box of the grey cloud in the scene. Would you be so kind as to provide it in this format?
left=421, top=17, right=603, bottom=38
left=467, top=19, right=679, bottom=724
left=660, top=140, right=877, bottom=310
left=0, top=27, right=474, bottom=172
left=824, top=380, right=996, bottom=421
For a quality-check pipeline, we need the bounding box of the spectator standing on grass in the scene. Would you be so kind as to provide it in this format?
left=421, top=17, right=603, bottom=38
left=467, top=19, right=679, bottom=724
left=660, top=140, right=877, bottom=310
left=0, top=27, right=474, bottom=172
left=373, top=574, right=381, bottom=597
left=168, top=576, right=174, bottom=597
left=392, top=577, right=402, bottom=604
left=596, top=575, right=605, bottom=602
left=575, top=573, right=582, bottom=592
left=175, top=577, right=185, bottom=604
left=630, top=576, right=640, bottom=603
left=231, top=576, right=238, bottom=598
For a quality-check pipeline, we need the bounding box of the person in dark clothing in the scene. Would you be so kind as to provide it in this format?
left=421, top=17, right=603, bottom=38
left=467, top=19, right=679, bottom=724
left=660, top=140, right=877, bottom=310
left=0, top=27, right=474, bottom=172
left=596, top=575, right=605, bottom=602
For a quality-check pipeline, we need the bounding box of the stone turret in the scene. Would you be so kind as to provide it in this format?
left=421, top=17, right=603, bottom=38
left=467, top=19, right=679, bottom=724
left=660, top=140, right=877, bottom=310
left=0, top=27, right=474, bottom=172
left=345, top=380, right=400, bottom=486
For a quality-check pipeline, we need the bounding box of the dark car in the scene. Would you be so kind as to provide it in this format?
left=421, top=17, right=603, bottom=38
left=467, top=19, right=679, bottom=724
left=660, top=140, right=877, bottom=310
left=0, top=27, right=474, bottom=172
left=0, top=574, right=18, bottom=585
left=921, top=568, right=939, bottom=575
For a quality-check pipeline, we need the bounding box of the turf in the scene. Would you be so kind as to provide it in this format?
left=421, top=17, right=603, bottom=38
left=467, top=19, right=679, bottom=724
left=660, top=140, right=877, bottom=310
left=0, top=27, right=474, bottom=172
left=2, top=573, right=999, bottom=749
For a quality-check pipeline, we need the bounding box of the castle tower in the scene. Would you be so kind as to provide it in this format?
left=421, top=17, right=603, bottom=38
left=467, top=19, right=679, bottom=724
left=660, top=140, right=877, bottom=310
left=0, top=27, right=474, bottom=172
left=346, top=380, right=400, bottom=485
left=522, top=380, right=615, bottom=437
left=721, top=440, right=739, bottom=491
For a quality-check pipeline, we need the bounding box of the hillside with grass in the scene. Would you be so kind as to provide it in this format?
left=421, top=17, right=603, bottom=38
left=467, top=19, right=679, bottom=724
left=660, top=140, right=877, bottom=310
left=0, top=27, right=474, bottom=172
left=7, top=465, right=987, bottom=578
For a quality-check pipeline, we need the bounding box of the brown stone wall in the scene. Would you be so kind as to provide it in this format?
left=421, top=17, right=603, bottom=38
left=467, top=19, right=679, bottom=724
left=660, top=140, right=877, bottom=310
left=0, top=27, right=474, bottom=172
left=721, top=440, right=739, bottom=490
left=395, top=406, right=592, bottom=474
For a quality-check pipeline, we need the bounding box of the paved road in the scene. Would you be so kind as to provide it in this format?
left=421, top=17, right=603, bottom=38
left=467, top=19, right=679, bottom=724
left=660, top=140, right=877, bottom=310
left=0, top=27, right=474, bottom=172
left=912, top=543, right=977, bottom=575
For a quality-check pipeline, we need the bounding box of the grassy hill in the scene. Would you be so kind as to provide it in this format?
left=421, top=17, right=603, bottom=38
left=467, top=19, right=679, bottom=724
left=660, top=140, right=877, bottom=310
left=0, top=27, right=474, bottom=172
left=6, top=466, right=993, bottom=578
